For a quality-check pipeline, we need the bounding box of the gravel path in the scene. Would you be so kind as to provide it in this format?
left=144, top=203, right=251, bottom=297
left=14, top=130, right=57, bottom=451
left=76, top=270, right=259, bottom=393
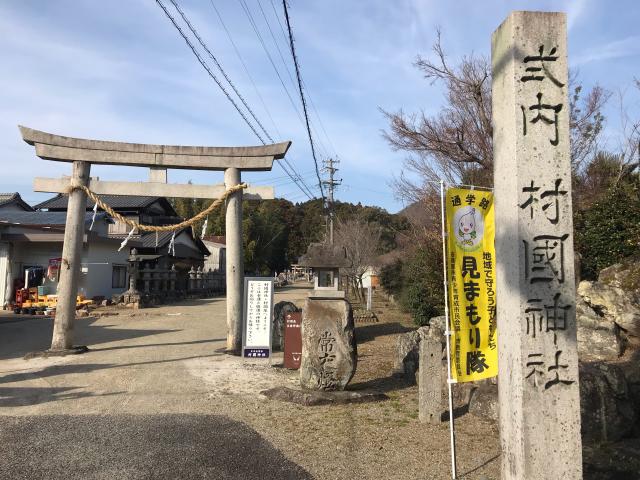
left=0, top=284, right=501, bottom=479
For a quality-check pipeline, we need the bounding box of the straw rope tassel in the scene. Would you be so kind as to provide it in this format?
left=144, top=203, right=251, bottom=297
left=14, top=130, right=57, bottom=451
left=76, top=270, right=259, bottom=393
left=118, top=227, right=136, bottom=252
left=89, top=201, right=98, bottom=231
left=201, top=217, right=208, bottom=239
left=168, top=231, right=176, bottom=256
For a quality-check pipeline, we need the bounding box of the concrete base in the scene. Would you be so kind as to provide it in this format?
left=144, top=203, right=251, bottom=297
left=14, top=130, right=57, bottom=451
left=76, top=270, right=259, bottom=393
left=24, top=345, right=89, bottom=359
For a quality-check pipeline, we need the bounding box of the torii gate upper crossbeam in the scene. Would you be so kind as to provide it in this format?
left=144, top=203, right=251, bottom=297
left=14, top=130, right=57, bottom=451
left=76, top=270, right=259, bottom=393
left=20, top=126, right=291, bottom=171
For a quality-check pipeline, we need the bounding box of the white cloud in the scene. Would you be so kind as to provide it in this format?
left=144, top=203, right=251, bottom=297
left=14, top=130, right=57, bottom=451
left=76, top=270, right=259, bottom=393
left=567, top=0, right=588, bottom=31
left=572, top=35, right=640, bottom=66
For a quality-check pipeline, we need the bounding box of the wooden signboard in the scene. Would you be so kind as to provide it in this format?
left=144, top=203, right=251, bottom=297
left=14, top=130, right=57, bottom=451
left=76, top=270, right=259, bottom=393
left=283, top=311, right=302, bottom=369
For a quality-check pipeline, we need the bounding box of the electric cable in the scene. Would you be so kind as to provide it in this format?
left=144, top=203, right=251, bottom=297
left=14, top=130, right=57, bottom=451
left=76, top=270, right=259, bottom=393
left=281, top=0, right=325, bottom=203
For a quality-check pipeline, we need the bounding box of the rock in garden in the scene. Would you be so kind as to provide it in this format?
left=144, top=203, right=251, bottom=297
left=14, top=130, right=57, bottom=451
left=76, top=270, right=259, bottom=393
left=578, top=280, right=640, bottom=337
left=391, top=330, right=421, bottom=379
left=579, top=362, right=637, bottom=443
left=468, top=362, right=639, bottom=442
left=598, top=257, right=640, bottom=298
left=469, top=359, right=640, bottom=443
left=576, top=296, right=622, bottom=361
left=392, top=316, right=446, bottom=381
left=272, top=301, right=299, bottom=351
left=468, top=381, right=499, bottom=422
left=300, top=298, right=357, bottom=391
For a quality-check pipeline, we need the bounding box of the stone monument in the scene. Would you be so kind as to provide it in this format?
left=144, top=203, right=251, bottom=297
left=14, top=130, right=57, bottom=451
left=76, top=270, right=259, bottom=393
left=298, top=243, right=357, bottom=390
left=492, top=11, right=582, bottom=479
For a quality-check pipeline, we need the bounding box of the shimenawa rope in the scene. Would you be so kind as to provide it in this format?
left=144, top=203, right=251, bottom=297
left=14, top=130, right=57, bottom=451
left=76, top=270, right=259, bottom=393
left=67, top=183, right=247, bottom=233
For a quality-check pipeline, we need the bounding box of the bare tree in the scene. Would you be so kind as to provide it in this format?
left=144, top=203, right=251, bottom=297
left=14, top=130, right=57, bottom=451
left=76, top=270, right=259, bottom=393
left=612, top=81, right=640, bottom=184
left=382, top=29, right=609, bottom=206
left=569, top=72, right=610, bottom=172
left=382, top=29, right=493, bottom=204
left=334, top=218, right=382, bottom=301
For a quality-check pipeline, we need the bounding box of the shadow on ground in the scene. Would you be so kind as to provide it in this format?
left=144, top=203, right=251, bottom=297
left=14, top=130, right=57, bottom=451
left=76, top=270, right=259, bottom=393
left=0, top=315, right=178, bottom=360
left=355, top=321, right=413, bottom=344
left=348, top=373, right=414, bottom=394
left=141, top=296, right=225, bottom=308
left=90, top=338, right=226, bottom=352
left=0, top=352, right=221, bottom=407
left=0, top=386, right=123, bottom=408
left=0, top=414, right=312, bottom=480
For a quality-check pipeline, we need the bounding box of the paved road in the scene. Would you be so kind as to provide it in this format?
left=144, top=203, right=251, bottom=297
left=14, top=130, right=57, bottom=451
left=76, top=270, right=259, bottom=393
left=0, top=285, right=313, bottom=479
left=0, top=414, right=312, bottom=480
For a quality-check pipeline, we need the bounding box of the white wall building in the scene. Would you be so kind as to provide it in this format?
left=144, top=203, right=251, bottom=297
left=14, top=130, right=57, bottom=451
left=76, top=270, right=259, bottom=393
left=0, top=211, right=132, bottom=308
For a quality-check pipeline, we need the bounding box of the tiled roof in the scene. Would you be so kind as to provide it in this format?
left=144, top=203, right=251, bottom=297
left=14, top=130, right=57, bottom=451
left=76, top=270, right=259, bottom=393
left=0, top=211, right=105, bottom=226
left=0, top=193, right=18, bottom=205
left=109, top=229, right=196, bottom=249
left=141, top=230, right=175, bottom=249
left=35, top=194, right=161, bottom=210
left=0, top=192, right=34, bottom=211
left=109, top=228, right=210, bottom=257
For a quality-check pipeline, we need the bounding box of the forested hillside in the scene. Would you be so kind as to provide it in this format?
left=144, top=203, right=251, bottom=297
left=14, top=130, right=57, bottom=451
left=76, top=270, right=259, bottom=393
left=171, top=196, right=409, bottom=276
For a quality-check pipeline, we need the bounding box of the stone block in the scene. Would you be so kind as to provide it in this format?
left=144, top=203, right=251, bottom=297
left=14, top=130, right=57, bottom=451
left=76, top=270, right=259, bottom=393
left=391, top=330, right=421, bottom=380
left=468, top=381, right=499, bottom=422
left=578, top=280, right=640, bottom=338
left=492, top=10, right=582, bottom=478
left=418, top=337, right=442, bottom=424
left=576, top=296, right=622, bottom=361
left=300, top=298, right=357, bottom=391
left=579, top=362, right=637, bottom=443
left=272, top=301, right=298, bottom=351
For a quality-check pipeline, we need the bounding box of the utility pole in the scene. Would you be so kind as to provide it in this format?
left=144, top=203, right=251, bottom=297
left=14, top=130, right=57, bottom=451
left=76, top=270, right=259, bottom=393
left=322, top=157, right=341, bottom=245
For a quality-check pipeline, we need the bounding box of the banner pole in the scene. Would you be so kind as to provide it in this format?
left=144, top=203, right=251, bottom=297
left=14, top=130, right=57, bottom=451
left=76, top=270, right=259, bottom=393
left=440, top=179, right=457, bottom=479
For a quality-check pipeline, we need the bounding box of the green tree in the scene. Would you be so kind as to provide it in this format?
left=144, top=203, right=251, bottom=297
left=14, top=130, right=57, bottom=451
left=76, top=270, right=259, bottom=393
left=576, top=181, right=640, bottom=279
left=398, top=242, right=444, bottom=326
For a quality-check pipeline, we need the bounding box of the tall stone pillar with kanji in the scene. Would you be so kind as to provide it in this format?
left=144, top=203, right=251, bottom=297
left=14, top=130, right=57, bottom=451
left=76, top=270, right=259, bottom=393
left=492, top=11, right=582, bottom=479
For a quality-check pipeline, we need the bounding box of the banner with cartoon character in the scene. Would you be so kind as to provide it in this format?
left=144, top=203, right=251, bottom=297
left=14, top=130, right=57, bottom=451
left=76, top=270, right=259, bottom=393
left=445, top=187, right=497, bottom=382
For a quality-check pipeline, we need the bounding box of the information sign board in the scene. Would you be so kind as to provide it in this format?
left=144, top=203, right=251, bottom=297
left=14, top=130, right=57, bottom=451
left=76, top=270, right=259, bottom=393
left=242, top=277, right=274, bottom=359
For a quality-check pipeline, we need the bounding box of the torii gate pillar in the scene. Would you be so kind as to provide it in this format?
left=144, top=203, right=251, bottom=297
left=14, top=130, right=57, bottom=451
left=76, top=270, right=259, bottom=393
left=225, top=167, right=243, bottom=352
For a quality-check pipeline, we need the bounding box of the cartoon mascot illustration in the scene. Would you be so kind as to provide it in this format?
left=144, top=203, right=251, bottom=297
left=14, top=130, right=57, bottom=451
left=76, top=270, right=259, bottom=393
left=457, top=209, right=477, bottom=246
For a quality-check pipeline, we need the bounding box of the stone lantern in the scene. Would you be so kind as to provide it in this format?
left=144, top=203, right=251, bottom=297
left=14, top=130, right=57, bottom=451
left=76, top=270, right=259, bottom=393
left=298, top=242, right=349, bottom=299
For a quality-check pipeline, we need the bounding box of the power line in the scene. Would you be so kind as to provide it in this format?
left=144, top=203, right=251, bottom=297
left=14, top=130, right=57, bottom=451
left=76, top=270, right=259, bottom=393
left=208, top=0, right=280, bottom=135
left=169, top=0, right=273, bottom=143
left=232, top=0, right=318, bottom=198
left=156, top=0, right=314, bottom=200
left=238, top=0, right=333, bottom=163
left=207, top=0, right=314, bottom=199
left=256, top=0, right=297, bottom=92
left=281, top=0, right=325, bottom=203
left=155, top=0, right=265, bottom=143
left=268, top=0, right=336, bottom=159
left=237, top=0, right=306, bottom=128
left=303, top=81, right=339, bottom=158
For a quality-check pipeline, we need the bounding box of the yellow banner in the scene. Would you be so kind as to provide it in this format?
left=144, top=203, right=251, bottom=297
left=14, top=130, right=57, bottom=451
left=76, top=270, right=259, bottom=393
left=445, top=187, right=497, bottom=382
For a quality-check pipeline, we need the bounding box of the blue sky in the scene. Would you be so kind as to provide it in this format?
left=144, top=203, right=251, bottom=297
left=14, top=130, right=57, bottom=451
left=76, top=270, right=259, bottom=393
left=1, top=0, right=638, bottom=213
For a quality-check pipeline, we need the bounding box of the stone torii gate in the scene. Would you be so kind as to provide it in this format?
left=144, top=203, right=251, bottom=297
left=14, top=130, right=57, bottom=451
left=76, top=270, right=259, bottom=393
left=19, top=126, right=290, bottom=354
